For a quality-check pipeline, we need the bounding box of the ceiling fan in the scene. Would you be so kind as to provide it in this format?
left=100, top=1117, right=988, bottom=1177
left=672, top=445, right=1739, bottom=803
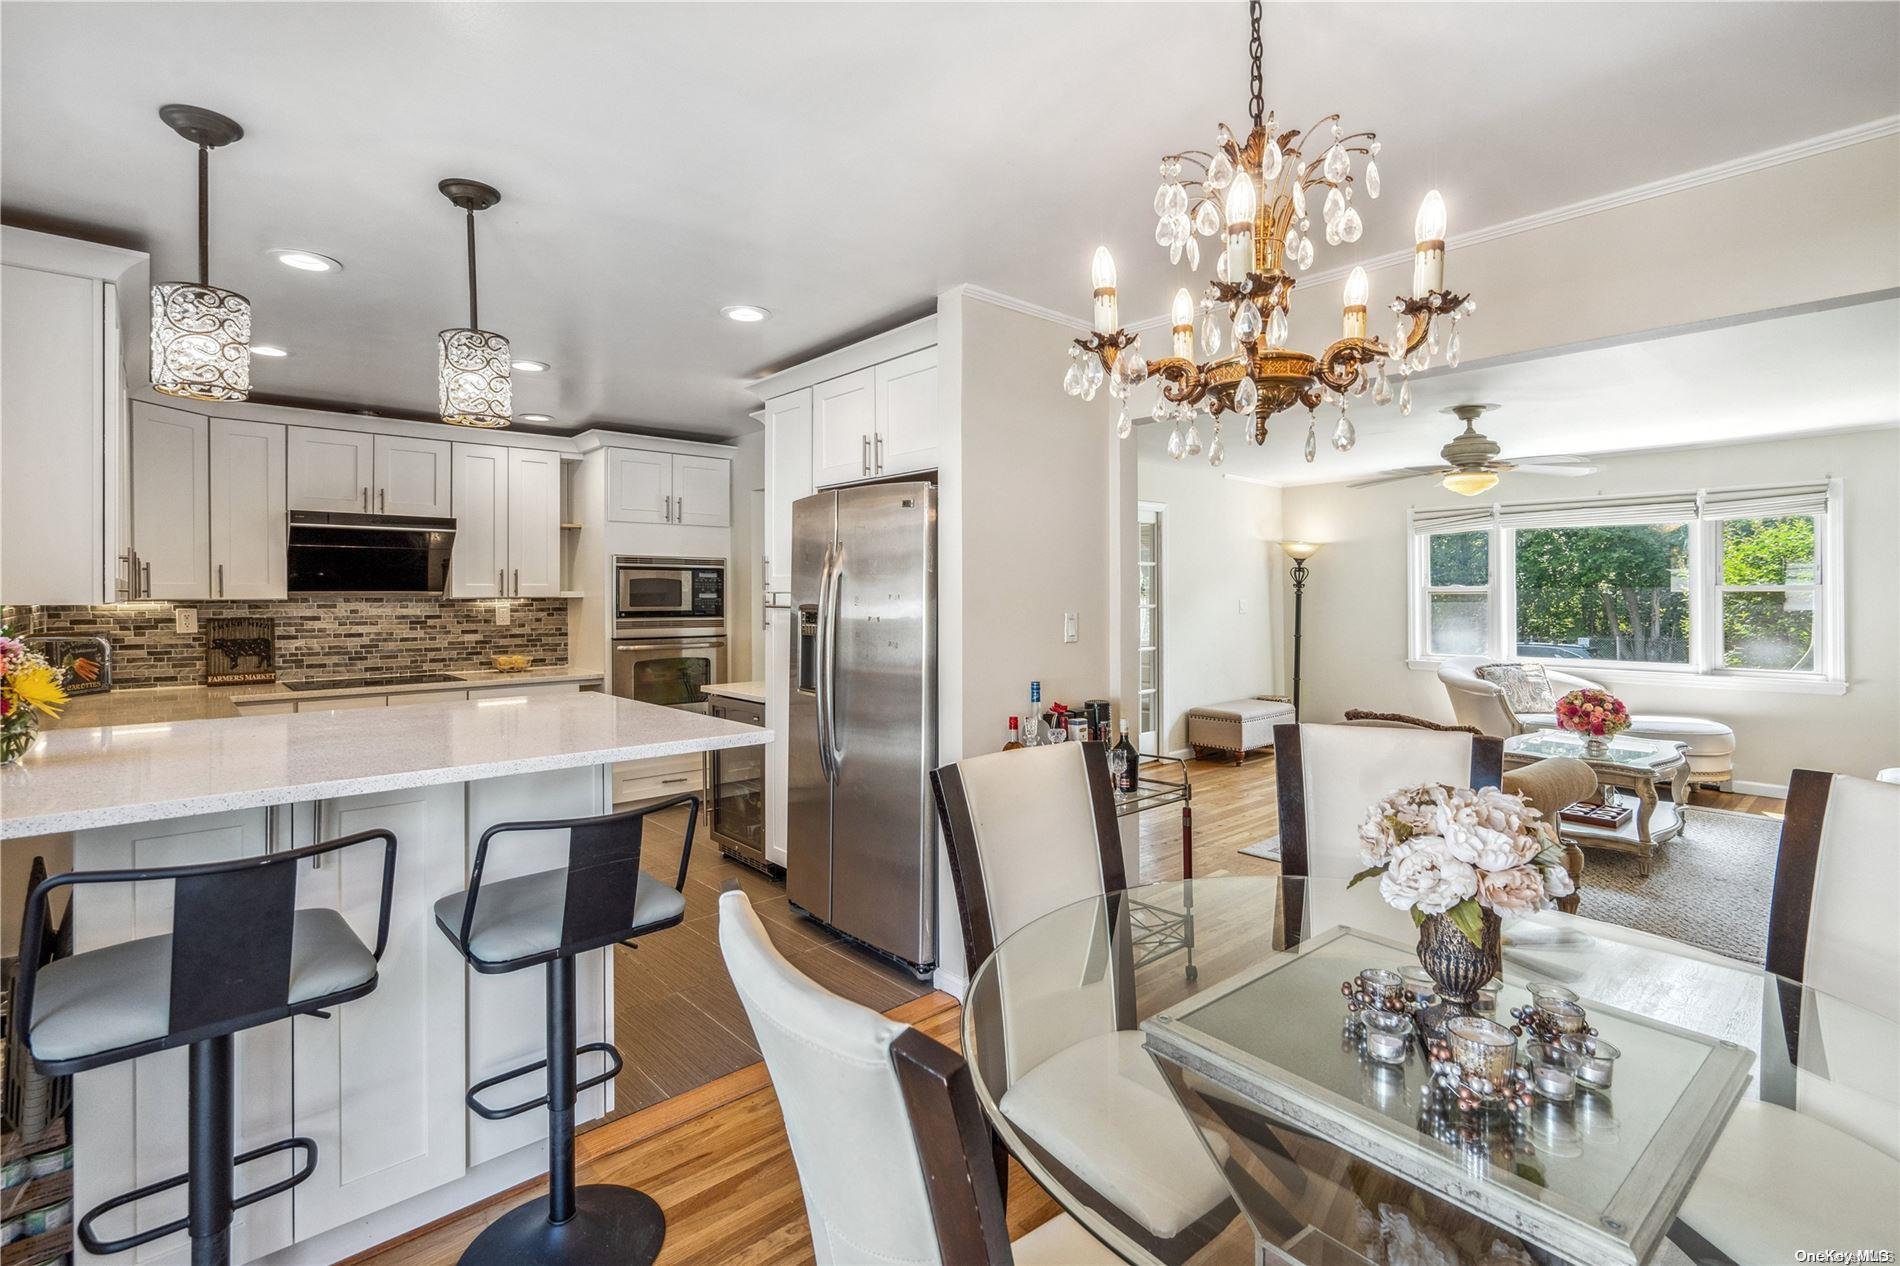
left=1349, top=403, right=1597, bottom=496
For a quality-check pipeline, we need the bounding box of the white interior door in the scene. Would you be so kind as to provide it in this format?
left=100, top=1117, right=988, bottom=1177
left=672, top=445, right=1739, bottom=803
left=450, top=443, right=509, bottom=598
left=209, top=418, right=286, bottom=599
left=374, top=435, right=453, bottom=518
left=874, top=347, right=939, bottom=476
left=605, top=448, right=671, bottom=524
left=291, top=785, right=467, bottom=1238
left=672, top=454, right=731, bottom=527
left=506, top=446, right=562, bottom=596
left=287, top=427, right=375, bottom=513
left=129, top=401, right=209, bottom=600
left=811, top=368, right=875, bottom=487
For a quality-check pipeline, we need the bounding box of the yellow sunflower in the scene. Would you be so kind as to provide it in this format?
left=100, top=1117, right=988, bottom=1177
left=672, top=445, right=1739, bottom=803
left=6, top=664, right=68, bottom=717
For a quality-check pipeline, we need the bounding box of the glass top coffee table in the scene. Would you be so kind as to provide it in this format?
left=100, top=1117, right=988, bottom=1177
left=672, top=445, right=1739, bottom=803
left=1504, top=730, right=1690, bottom=875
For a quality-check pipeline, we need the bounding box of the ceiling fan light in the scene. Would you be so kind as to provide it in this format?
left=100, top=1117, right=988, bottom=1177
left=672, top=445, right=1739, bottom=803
left=152, top=282, right=251, bottom=401
left=1442, top=469, right=1500, bottom=497
left=438, top=328, right=512, bottom=428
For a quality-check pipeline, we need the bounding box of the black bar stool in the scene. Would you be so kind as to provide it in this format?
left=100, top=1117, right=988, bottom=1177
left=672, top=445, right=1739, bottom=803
left=432, top=793, right=700, bottom=1266
left=14, top=829, right=399, bottom=1266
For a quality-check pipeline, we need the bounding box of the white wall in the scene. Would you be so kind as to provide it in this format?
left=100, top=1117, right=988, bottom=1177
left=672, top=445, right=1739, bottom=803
left=1278, top=426, right=1900, bottom=793
left=1136, top=428, right=1285, bottom=754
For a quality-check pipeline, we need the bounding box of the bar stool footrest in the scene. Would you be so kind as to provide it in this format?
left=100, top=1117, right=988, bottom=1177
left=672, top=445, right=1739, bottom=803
left=76, top=1136, right=319, bottom=1256
left=466, top=1042, right=625, bottom=1121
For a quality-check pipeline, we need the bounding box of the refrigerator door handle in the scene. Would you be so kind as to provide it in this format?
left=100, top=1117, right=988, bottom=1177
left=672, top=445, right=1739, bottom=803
left=814, top=543, right=836, bottom=783
left=823, top=543, right=846, bottom=774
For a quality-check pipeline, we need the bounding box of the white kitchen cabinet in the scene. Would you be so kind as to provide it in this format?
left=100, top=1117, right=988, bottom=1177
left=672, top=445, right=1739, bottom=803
left=762, top=389, right=812, bottom=598
left=467, top=681, right=581, bottom=703
left=129, top=401, right=210, bottom=601
left=506, top=447, right=563, bottom=597
left=812, top=367, right=876, bottom=486
left=450, top=443, right=509, bottom=598
left=292, top=784, right=467, bottom=1238
left=605, top=448, right=671, bottom=524
left=374, top=435, right=453, bottom=518
left=874, top=346, right=940, bottom=476
left=287, top=426, right=376, bottom=513
left=386, top=688, right=469, bottom=706
left=672, top=454, right=732, bottom=528
left=72, top=809, right=295, bottom=1266
left=209, top=418, right=286, bottom=599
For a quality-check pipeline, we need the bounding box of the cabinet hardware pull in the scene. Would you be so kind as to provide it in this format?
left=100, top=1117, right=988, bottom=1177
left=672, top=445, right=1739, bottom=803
left=513, top=568, right=520, bottom=596
left=379, top=488, right=386, bottom=514
left=361, top=487, right=369, bottom=511
left=499, top=569, right=505, bottom=595
left=660, top=776, right=688, bottom=785
left=140, top=557, right=151, bottom=599
left=117, top=550, right=131, bottom=601
left=862, top=434, right=870, bottom=477
left=875, top=432, right=884, bottom=473
left=677, top=496, right=685, bottom=521
left=217, top=563, right=224, bottom=597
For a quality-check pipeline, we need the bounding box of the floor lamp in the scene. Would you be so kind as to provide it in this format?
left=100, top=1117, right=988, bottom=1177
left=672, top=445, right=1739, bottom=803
left=1281, top=541, right=1321, bottom=716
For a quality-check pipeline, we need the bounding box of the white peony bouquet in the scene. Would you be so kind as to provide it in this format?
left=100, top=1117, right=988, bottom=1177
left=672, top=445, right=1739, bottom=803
left=1349, top=784, right=1574, bottom=946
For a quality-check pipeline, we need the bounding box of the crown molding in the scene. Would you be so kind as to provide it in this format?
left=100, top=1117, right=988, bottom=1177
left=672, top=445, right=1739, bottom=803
left=1131, top=115, right=1900, bottom=319
left=960, top=283, right=1093, bottom=331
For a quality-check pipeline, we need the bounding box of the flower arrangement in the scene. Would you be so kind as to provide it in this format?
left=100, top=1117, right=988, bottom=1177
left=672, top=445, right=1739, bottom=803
left=1, top=620, right=68, bottom=764
left=1554, top=688, right=1629, bottom=742
left=1350, top=784, right=1574, bottom=947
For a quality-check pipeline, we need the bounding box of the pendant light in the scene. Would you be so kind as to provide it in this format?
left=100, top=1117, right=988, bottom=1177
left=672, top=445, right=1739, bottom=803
left=436, top=179, right=511, bottom=428
left=150, top=105, right=251, bottom=402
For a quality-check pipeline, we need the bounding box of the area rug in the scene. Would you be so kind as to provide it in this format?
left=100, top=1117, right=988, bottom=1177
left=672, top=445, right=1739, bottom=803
left=1572, top=806, right=1777, bottom=965
left=1238, top=836, right=1280, bottom=861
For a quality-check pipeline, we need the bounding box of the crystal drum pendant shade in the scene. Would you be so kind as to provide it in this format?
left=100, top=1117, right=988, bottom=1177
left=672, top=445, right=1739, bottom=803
left=436, top=179, right=511, bottom=428
left=150, top=105, right=251, bottom=402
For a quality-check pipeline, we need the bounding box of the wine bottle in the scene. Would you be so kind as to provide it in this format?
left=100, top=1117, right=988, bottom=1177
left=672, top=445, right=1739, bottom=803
left=1003, top=716, right=1023, bottom=751
left=1114, top=719, right=1139, bottom=794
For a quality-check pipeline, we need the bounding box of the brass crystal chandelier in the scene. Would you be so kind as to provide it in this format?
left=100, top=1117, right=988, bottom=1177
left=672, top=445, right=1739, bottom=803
left=1066, top=0, right=1477, bottom=467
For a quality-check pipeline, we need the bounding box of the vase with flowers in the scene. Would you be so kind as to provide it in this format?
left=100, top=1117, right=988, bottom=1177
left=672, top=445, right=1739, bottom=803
left=1351, top=784, right=1574, bottom=1035
left=1554, top=688, right=1630, bottom=756
left=2, top=620, right=68, bottom=765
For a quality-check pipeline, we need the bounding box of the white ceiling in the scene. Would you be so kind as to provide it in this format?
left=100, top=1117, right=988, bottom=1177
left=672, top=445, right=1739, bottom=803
left=4, top=2, right=1897, bottom=438
left=1141, top=295, right=1900, bottom=485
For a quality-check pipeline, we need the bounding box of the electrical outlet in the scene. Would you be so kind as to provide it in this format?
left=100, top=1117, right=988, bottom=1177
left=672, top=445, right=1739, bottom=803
left=494, top=601, right=511, bottom=626
left=1063, top=611, right=1078, bottom=644
left=174, top=607, right=198, bottom=634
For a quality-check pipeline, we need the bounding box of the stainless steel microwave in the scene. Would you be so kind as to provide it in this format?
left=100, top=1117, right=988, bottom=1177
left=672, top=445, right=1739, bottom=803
left=615, top=556, right=725, bottom=629
left=287, top=512, right=455, bottom=594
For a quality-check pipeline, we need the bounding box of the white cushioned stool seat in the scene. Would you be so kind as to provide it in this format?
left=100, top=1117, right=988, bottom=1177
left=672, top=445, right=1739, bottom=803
left=28, top=908, right=376, bottom=1063
left=433, top=867, right=686, bottom=964
left=1678, top=1098, right=1900, bottom=1260
left=1186, top=697, right=1296, bottom=759
left=1000, top=1030, right=1231, bottom=1240
left=1010, top=1212, right=1122, bottom=1265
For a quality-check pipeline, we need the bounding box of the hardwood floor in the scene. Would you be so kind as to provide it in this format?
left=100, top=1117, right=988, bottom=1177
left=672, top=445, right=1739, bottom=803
left=350, top=993, right=1061, bottom=1266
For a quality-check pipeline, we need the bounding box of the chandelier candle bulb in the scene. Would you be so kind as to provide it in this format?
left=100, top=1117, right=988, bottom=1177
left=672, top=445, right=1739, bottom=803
left=1413, top=189, right=1447, bottom=297
left=1342, top=265, right=1369, bottom=339
left=1223, top=171, right=1257, bottom=288
left=1091, top=246, right=1119, bottom=334
left=1171, top=288, right=1195, bottom=360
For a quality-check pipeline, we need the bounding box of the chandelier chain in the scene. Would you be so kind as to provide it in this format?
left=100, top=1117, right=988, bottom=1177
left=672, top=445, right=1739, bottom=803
left=196, top=144, right=209, bottom=286
left=1248, top=0, right=1264, bottom=130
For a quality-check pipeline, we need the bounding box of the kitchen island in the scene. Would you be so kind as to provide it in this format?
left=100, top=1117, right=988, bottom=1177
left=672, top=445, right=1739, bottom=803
left=1, top=692, right=770, bottom=1265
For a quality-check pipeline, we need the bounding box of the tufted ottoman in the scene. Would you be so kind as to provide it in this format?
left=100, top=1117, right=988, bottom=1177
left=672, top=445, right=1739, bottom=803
left=1187, top=696, right=1297, bottom=764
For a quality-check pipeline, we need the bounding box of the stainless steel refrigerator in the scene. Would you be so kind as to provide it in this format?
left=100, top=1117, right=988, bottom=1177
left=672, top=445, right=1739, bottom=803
left=787, top=482, right=937, bottom=974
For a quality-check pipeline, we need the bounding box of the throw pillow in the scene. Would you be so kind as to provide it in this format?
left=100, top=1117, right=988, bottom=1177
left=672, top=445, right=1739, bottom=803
left=1475, top=662, right=1555, bottom=715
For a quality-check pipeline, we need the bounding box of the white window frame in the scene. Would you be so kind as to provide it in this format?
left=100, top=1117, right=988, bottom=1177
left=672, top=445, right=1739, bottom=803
left=1405, top=481, right=1846, bottom=695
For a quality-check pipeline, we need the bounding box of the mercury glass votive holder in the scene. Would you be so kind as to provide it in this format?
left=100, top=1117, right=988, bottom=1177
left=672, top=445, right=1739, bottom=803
left=1444, top=1016, right=1517, bottom=1082
left=1531, top=1058, right=1577, bottom=1102
left=1362, top=1009, right=1413, bottom=1065
left=1527, top=981, right=1579, bottom=1007
left=1536, top=998, right=1590, bottom=1035
left=1560, top=1035, right=1621, bottom=1088
left=1358, top=968, right=1405, bottom=1008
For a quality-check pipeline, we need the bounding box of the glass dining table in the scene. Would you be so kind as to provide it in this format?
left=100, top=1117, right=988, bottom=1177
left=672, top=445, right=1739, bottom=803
left=962, top=876, right=1899, bottom=1266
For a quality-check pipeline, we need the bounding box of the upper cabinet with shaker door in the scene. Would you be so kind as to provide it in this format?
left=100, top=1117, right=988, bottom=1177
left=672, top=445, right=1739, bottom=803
left=811, top=368, right=876, bottom=487
left=0, top=228, right=142, bottom=606
left=209, top=417, right=287, bottom=599
left=873, top=347, right=939, bottom=476
left=506, top=447, right=563, bottom=597
left=672, top=454, right=731, bottom=527
left=374, top=435, right=452, bottom=517
left=288, top=426, right=376, bottom=512
left=450, top=443, right=509, bottom=599
left=763, top=389, right=813, bottom=597
left=605, top=448, right=671, bottom=524
left=128, top=401, right=210, bottom=600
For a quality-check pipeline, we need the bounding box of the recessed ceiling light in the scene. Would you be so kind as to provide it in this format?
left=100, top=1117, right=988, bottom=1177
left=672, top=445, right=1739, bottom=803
left=251, top=344, right=289, bottom=357
left=519, top=413, right=552, bottom=423
left=511, top=359, right=550, bottom=373
left=721, top=304, right=769, bottom=323
left=268, top=248, right=342, bottom=273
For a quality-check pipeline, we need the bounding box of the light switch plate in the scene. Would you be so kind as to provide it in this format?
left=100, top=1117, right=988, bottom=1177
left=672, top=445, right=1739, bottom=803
left=174, top=607, right=198, bottom=634
left=1063, top=611, right=1078, bottom=643
left=494, top=600, right=511, bottom=626
left=1238, top=598, right=1248, bottom=614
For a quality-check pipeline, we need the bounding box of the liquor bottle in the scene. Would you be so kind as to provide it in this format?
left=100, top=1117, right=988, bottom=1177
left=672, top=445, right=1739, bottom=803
left=1021, top=682, right=1043, bottom=746
left=1003, top=716, right=1023, bottom=751
left=1113, top=719, right=1140, bottom=794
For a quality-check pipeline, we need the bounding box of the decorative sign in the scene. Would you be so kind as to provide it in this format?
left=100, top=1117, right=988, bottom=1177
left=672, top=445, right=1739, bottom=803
left=205, top=617, right=276, bottom=685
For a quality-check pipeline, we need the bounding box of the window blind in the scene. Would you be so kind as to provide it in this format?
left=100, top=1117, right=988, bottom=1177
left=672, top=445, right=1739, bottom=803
left=1699, top=483, right=1831, bottom=519
left=1498, top=492, right=1701, bottom=529
left=1412, top=505, right=1496, bottom=532
left=1414, top=482, right=1830, bottom=533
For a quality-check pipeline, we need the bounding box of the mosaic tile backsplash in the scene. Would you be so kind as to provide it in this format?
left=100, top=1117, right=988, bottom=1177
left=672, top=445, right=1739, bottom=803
left=6, top=598, right=569, bottom=687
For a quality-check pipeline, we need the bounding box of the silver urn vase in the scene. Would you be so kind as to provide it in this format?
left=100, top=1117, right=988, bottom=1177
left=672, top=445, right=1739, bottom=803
left=1415, top=908, right=1502, bottom=1037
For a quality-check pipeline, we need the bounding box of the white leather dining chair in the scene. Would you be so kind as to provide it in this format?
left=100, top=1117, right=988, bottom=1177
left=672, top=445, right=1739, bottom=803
left=1272, top=722, right=1504, bottom=942
left=716, top=890, right=1117, bottom=1266
left=1674, top=770, right=1900, bottom=1263
left=930, top=742, right=1234, bottom=1253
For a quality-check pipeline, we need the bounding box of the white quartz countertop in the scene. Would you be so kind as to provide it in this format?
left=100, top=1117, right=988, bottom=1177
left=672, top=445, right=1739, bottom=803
left=703, top=680, right=767, bottom=705
left=2, top=693, right=770, bottom=839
